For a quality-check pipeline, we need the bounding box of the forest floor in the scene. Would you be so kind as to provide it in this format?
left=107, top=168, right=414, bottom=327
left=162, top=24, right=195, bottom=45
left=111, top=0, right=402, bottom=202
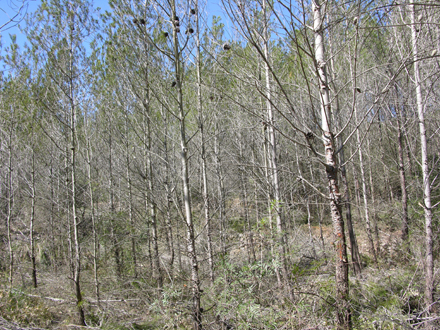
left=0, top=217, right=436, bottom=329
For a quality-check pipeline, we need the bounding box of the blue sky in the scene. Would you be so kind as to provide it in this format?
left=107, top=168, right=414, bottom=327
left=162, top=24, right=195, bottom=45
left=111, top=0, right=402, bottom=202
left=0, top=0, right=232, bottom=51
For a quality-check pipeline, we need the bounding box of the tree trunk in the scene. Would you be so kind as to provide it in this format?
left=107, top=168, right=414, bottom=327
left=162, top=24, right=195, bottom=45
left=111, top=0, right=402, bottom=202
left=49, top=149, right=57, bottom=274
left=7, top=115, right=14, bottom=291
left=124, top=113, right=137, bottom=278
left=30, top=135, right=37, bottom=288
left=296, top=145, right=316, bottom=259
left=108, top=128, right=122, bottom=279
left=142, top=68, right=162, bottom=287
left=262, top=0, right=292, bottom=300
left=410, top=0, right=434, bottom=316
left=171, top=1, right=202, bottom=327
left=396, top=111, right=409, bottom=242
left=366, top=138, right=380, bottom=258
left=146, top=132, right=161, bottom=287
left=354, top=108, right=376, bottom=263
left=239, top=136, right=256, bottom=263
left=162, top=106, right=175, bottom=272
left=313, top=1, right=351, bottom=327
left=327, top=18, right=362, bottom=275
left=348, top=24, right=376, bottom=263
left=340, top=162, right=361, bottom=275
left=68, top=15, right=85, bottom=324
left=85, top=124, right=100, bottom=306
left=214, top=120, right=226, bottom=256
left=195, top=0, right=214, bottom=284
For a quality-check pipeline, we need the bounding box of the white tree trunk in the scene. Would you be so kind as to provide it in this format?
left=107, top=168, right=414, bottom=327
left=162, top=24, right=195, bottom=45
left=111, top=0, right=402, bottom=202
left=410, top=0, right=434, bottom=315
left=313, top=1, right=351, bottom=327
left=262, top=0, right=292, bottom=299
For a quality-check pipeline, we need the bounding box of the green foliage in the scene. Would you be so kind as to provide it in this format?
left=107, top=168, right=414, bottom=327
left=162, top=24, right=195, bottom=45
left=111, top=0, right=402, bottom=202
left=203, top=259, right=291, bottom=329
left=230, top=216, right=246, bottom=233
left=0, top=290, right=54, bottom=328
left=146, top=285, right=193, bottom=329
left=351, top=267, right=424, bottom=327
left=85, top=310, right=102, bottom=327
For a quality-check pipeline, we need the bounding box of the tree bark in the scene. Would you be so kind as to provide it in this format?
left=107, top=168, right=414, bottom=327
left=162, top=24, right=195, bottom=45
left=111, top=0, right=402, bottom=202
left=410, top=0, right=434, bottom=316
left=313, top=1, right=351, bottom=327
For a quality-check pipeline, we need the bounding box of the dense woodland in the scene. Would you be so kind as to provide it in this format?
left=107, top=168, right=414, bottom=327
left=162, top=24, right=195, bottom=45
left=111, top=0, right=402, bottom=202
left=0, top=0, right=439, bottom=329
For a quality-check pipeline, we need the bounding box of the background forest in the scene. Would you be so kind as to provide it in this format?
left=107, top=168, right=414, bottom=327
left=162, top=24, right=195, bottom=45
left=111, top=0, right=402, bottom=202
left=0, top=0, right=439, bottom=329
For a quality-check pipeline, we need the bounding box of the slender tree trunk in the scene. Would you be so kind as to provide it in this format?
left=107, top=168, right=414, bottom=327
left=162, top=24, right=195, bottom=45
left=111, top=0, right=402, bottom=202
left=85, top=128, right=100, bottom=306
left=296, top=145, right=316, bottom=258
left=327, top=0, right=362, bottom=277
left=250, top=147, right=259, bottom=262
left=313, top=1, right=351, bottom=327
left=108, top=129, right=122, bottom=279
left=146, top=117, right=162, bottom=288
left=354, top=112, right=376, bottom=262
left=68, top=15, right=85, bottom=323
left=30, top=135, right=37, bottom=288
left=306, top=149, right=327, bottom=259
left=49, top=150, right=57, bottom=274
left=124, top=114, right=137, bottom=278
left=195, top=0, right=214, bottom=284
left=65, top=148, right=74, bottom=276
left=331, top=90, right=361, bottom=274
left=148, top=185, right=161, bottom=287
left=171, top=1, right=202, bottom=327
left=201, top=124, right=214, bottom=284
left=263, top=121, right=275, bottom=261
left=397, top=114, right=409, bottom=242
left=69, top=57, right=85, bottom=328
left=352, top=165, right=362, bottom=220
left=70, top=123, right=85, bottom=326
left=262, top=0, right=292, bottom=300
left=214, top=121, right=226, bottom=256
left=349, top=22, right=376, bottom=263
left=378, top=114, right=394, bottom=202
left=239, top=137, right=255, bottom=263
left=340, top=161, right=361, bottom=275
left=318, top=199, right=327, bottom=260
left=366, top=139, right=380, bottom=257
left=107, top=114, right=123, bottom=278
left=162, top=106, right=175, bottom=272
left=7, top=117, right=14, bottom=291
left=410, top=1, right=434, bottom=316
left=142, top=67, right=162, bottom=287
